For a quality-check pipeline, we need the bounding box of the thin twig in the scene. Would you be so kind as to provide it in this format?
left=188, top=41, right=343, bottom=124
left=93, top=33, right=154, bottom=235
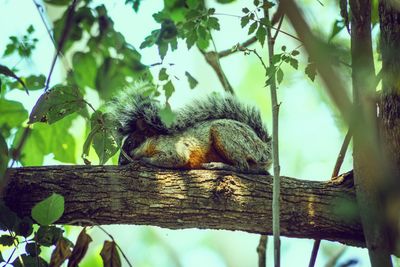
left=263, top=6, right=281, bottom=267
left=257, top=235, right=268, bottom=267
left=218, top=36, right=257, bottom=58
left=45, top=0, right=79, bottom=91
left=96, top=225, right=133, bottom=267
left=200, top=48, right=234, bottom=94
left=32, top=0, right=71, bottom=71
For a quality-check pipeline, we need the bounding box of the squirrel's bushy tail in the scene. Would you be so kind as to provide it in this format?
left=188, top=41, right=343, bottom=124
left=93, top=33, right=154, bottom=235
left=174, top=94, right=270, bottom=142
left=108, top=82, right=270, bottom=143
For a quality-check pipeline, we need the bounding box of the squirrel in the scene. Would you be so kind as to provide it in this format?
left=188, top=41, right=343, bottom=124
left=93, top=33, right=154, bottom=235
left=108, top=82, right=272, bottom=174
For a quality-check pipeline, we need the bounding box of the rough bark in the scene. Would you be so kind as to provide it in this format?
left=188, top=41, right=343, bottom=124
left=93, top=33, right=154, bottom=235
left=2, top=162, right=364, bottom=247
left=379, top=0, right=400, bottom=255
left=350, top=0, right=393, bottom=265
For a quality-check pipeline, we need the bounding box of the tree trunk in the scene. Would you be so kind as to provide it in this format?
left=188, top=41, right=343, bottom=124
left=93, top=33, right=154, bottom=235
left=2, top=163, right=365, bottom=247
left=350, top=0, right=394, bottom=265
left=379, top=0, right=400, bottom=256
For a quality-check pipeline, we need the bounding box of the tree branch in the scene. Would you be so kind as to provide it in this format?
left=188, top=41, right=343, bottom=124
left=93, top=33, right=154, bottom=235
left=2, top=162, right=364, bottom=247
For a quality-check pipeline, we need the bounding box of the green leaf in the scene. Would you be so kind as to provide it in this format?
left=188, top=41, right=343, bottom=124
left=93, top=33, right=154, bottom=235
left=14, top=217, right=34, bottom=237
left=185, top=71, right=198, bottom=89
left=25, top=242, right=41, bottom=257
left=241, top=15, right=250, bottom=28
left=25, top=74, right=46, bottom=90
left=289, top=58, right=299, bottom=69
left=256, top=25, right=266, bottom=47
left=281, top=45, right=286, bottom=51
left=248, top=22, right=258, bottom=35
left=186, top=32, right=198, bottom=49
left=0, top=99, right=28, bottom=129
left=29, top=85, right=85, bottom=124
left=207, top=17, right=220, bottom=31
left=305, top=61, right=317, bottom=82
left=96, top=58, right=128, bottom=100
left=158, top=68, right=169, bottom=81
left=242, top=7, right=250, bottom=13
left=0, top=133, right=8, bottom=180
left=0, top=235, right=14, bottom=246
left=31, top=193, right=65, bottom=225
left=90, top=111, right=119, bottom=165
left=0, top=64, right=28, bottom=94
left=197, top=25, right=208, bottom=41
left=163, top=80, right=175, bottom=100
left=272, top=54, right=282, bottom=64
left=291, top=50, right=300, bottom=56
left=36, top=225, right=63, bottom=246
left=12, top=254, right=48, bottom=267
left=158, top=42, right=168, bottom=60
left=13, top=116, right=76, bottom=166
left=276, top=68, right=284, bottom=84
left=187, top=0, right=200, bottom=9
left=73, top=52, right=97, bottom=89
left=159, top=104, right=176, bottom=127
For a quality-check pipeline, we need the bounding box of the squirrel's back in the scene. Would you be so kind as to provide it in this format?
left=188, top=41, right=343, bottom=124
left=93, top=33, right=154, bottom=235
left=109, top=84, right=270, bottom=143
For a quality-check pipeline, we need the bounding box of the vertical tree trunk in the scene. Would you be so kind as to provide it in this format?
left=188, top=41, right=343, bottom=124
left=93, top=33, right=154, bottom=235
left=379, top=0, right=400, bottom=255
left=350, top=0, right=393, bottom=265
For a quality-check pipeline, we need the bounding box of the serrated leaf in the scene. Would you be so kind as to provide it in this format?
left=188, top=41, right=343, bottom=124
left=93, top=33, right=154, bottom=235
left=248, top=22, right=258, bottom=35
left=289, top=58, right=299, bottom=70
left=13, top=219, right=32, bottom=240
left=68, top=228, right=92, bottom=267
left=0, top=134, right=8, bottom=180
left=256, top=25, right=266, bottom=47
left=25, top=242, right=41, bottom=257
left=241, top=15, right=250, bottom=28
left=31, top=193, right=65, bottom=225
left=197, top=25, right=208, bottom=40
left=207, top=17, right=220, bottom=30
left=158, top=68, right=168, bottom=81
left=12, top=254, right=48, bottom=267
left=50, top=238, right=72, bottom=267
left=0, top=235, right=14, bottom=246
left=305, top=61, right=317, bottom=82
left=158, top=42, right=168, bottom=60
left=36, top=225, right=63, bottom=246
left=163, top=80, right=175, bottom=100
left=0, top=64, right=28, bottom=94
left=29, top=85, right=85, bottom=124
left=100, top=241, right=121, bottom=267
left=90, top=111, right=119, bottom=165
left=159, top=104, right=176, bottom=127
left=186, top=32, right=198, bottom=49
left=272, top=54, right=282, bottom=64
left=185, top=71, right=198, bottom=89
left=276, top=68, right=284, bottom=84
left=291, top=50, right=300, bottom=56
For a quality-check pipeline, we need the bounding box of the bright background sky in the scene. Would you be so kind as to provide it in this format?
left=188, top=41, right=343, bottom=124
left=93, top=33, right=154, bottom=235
left=1, top=0, right=395, bottom=266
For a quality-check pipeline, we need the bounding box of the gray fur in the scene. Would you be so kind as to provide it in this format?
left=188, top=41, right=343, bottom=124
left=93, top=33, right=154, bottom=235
left=108, top=84, right=270, bottom=143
